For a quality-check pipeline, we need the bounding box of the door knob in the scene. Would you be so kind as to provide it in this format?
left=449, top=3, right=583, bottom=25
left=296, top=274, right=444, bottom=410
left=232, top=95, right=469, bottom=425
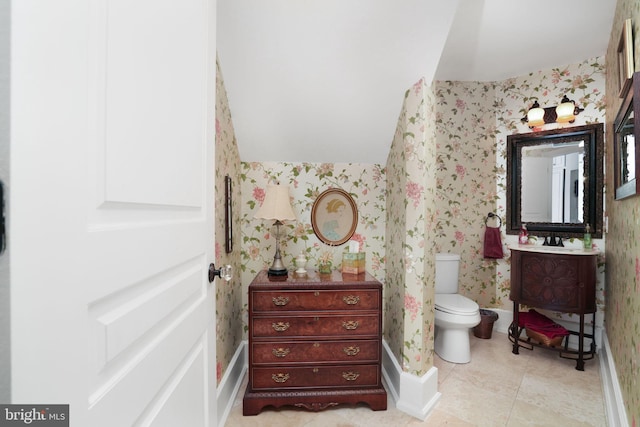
left=209, top=263, right=232, bottom=283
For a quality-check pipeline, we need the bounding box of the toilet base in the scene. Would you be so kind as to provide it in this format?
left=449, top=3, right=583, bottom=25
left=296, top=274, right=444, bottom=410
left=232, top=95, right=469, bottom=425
left=434, top=326, right=472, bottom=364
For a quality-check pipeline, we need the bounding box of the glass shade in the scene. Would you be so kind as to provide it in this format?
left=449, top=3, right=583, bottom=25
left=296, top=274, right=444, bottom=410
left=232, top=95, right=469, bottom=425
left=555, top=100, right=576, bottom=123
left=527, top=106, right=545, bottom=127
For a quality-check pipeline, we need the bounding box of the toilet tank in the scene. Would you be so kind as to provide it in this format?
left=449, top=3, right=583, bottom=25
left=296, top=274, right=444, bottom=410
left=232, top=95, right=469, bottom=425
left=435, top=253, right=460, bottom=294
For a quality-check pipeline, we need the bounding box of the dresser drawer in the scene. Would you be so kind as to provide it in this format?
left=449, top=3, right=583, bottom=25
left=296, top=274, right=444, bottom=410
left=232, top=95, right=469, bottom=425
left=251, top=364, right=381, bottom=389
left=252, top=314, right=379, bottom=338
left=251, top=340, right=379, bottom=364
left=252, top=289, right=379, bottom=312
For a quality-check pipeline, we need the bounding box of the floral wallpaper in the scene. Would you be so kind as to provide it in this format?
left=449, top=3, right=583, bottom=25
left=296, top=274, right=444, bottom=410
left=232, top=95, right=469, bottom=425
left=433, top=81, right=500, bottom=308
left=238, top=161, right=386, bottom=335
left=385, top=78, right=437, bottom=375
left=383, top=110, right=407, bottom=372
left=604, top=0, right=640, bottom=424
left=214, top=59, right=243, bottom=385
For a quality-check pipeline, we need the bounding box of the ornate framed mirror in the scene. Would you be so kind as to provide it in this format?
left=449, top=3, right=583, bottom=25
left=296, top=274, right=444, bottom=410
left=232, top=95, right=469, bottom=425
left=613, top=71, right=640, bottom=200
left=507, top=123, right=604, bottom=238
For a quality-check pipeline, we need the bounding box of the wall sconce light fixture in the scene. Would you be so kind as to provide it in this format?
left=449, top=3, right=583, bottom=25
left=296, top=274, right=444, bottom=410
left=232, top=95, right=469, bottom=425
left=521, top=95, right=584, bottom=128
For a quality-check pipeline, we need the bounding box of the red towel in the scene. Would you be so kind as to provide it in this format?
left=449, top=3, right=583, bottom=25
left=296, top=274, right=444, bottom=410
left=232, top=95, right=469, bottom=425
left=518, top=310, right=569, bottom=338
left=483, top=226, right=503, bottom=259
left=527, top=323, right=569, bottom=339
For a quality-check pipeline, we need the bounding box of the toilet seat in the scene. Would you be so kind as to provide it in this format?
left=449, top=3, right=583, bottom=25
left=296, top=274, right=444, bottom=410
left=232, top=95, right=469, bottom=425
left=435, top=294, right=479, bottom=315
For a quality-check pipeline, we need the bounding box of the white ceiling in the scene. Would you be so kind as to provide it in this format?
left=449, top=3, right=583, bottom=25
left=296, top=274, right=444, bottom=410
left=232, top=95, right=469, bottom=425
left=217, top=0, right=616, bottom=165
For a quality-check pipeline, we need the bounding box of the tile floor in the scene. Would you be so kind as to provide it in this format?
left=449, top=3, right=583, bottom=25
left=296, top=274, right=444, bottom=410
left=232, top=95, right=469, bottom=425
left=224, top=332, right=606, bottom=426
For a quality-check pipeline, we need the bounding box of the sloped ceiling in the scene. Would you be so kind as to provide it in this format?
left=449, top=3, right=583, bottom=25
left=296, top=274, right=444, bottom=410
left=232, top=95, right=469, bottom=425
left=217, top=0, right=616, bottom=165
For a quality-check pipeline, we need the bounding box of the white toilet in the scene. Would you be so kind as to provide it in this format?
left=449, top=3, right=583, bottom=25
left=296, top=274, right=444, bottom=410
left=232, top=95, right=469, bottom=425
left=434, top=253, right=481, bottom=363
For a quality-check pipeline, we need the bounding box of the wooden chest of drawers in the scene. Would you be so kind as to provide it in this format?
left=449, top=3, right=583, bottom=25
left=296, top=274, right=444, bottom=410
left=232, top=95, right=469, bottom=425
left=242, top=270, right=387, bottom=415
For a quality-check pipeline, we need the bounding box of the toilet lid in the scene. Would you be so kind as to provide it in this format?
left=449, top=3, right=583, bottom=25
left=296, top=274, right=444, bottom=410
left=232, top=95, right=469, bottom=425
left=435, top=294, right=479, bottom=315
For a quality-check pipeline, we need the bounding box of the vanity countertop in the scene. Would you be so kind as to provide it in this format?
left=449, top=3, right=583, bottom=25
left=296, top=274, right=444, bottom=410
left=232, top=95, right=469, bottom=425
left=508, top=244, right=600, bottom=256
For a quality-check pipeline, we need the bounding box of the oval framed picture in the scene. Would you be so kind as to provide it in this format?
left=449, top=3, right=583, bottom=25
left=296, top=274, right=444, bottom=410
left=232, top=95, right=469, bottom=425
left=311, top=188, right=358, bottom=246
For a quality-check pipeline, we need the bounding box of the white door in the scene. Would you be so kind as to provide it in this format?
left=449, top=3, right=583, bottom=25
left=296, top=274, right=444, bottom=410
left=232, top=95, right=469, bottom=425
left=11, top=1, right=217, bottom=426
left=521, top=156, right=552, bottom=222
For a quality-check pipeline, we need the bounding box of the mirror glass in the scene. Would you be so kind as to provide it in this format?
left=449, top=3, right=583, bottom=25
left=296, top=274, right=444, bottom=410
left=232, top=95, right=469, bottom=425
left=521, top=142, right=584, bottom=223
left=507, top=123, right=603, bottom=238
left=618, top=130, right=637, bottom=185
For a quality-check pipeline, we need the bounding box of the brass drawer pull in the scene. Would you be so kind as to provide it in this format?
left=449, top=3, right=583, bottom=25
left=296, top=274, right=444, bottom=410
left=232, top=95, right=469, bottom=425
left=342, top=371, right=360, bottom=381
left=343, top=346, right=360, bottom=356
left=272, top=296, right=289, bottom=306
left=272, top=322, right=290, bottom=332
left=342, top=320, right=359, bottom=330
left=272, top=373, right=290, bottom=383
left=272, top=348, right=290, bottom=358
left=343, top=295, right=360, bottom=305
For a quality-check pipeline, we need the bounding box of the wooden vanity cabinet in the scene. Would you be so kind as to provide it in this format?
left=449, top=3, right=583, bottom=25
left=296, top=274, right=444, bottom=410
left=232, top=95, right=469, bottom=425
left=509, top=247, right=598, bottom=370
left=242, top=270, right=387, bottom=416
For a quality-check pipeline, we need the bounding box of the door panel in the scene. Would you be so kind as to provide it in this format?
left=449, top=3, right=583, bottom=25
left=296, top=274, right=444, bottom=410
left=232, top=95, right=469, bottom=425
left=88, top=305, right=207, bottom=425
left=100, top=0, right=206, bottom=208
left=88, top=257, right=203, bottom=368
left=11, top=1, right=217, bottom=426
left=143, top=346, right=208, bottom=426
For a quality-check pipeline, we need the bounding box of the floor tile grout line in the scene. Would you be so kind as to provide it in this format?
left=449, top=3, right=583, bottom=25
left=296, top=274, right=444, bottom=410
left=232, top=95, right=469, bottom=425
left=504, top=342, right=536, bottom=427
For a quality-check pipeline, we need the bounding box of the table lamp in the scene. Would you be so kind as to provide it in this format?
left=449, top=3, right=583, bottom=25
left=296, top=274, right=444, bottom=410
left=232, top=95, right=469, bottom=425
left=254, top=184, right=296, bottom=277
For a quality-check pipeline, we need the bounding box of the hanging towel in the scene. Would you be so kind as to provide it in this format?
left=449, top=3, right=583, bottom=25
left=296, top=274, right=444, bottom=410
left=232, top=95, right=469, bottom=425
left=483, top=214, right=503, bottom=259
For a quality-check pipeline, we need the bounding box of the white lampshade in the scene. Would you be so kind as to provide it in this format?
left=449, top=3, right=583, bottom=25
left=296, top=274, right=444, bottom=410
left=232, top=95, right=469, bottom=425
left=527, top=102, right=545, bottom=127
left=254, top=185, right=296, bottom=222
left=555, top=98, right=576, bottom=123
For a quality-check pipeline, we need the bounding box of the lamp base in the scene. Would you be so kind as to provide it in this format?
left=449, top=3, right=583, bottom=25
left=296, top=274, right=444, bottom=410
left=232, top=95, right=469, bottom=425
left=267, top=268, right=288, bottom=281
left=267, top=221, right=288, bottom=280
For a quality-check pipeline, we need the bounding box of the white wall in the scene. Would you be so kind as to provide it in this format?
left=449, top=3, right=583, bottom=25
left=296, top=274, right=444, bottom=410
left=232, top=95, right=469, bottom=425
left=0, top=0, right=10, bottom=403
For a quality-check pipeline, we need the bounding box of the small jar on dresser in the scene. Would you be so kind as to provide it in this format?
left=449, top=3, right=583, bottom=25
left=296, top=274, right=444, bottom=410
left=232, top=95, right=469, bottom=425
left=242, top=269, right=387, bottom=416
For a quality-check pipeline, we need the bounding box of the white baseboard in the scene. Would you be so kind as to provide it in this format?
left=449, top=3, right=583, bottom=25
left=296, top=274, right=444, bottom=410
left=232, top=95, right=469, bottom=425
left=600, top=331, right=629, bottom=427
left=381, top=339, right=441, bottom=420
left=491, top=308, right=513, bottom=336
left=216, top=341, right=247, bottom=427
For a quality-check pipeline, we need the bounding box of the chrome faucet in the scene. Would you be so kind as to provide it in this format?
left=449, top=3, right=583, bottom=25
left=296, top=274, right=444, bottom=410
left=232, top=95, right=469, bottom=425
left=543, top=233, right=564, bottom=247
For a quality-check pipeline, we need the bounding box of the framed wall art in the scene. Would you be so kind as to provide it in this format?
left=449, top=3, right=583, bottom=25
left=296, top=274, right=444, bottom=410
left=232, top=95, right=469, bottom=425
left=225, top=174, right=233, bottom=253
left=311, top=188, right=358, bottom=246
left=618, top=18, right=634, bottom=98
